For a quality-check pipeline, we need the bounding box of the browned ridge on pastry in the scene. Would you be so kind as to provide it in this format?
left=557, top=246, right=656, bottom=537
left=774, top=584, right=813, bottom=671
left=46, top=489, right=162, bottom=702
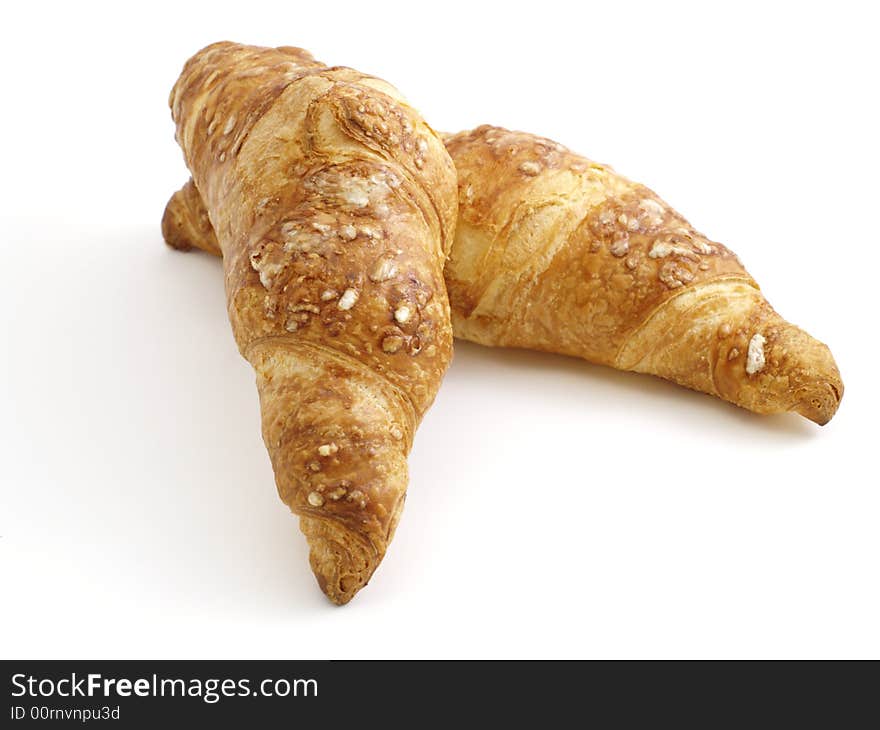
left=163, top=42, right=457, bottom=604
left=443, top=126, right=842, bottom=425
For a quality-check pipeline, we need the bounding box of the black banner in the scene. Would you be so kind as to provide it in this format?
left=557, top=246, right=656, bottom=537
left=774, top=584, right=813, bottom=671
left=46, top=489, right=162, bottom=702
left=2, top=660, right=877, bottom=725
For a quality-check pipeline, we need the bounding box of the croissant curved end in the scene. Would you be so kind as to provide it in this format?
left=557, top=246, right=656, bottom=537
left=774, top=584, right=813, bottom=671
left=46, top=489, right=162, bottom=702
left=794, top=379, right=843, bottom=426
left=783, top=334, right=844, bottom=426
left=301, top=517, right=382, bottom=605
left=161, top=189, right=194, bottom=252
left=743, top=321, right=844, bottom=426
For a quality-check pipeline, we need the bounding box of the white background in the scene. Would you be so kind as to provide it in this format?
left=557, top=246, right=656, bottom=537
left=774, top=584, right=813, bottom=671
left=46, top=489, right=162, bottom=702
left=1, top=0, right=878, bottom=659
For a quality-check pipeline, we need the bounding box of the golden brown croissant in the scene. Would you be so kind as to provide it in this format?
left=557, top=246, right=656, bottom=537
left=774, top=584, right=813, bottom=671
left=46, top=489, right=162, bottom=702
left=443, top=126, right=843, bottom=425
left=169, top=120, right=844, bottom=425
left=164, top=42, right=457, bottom=604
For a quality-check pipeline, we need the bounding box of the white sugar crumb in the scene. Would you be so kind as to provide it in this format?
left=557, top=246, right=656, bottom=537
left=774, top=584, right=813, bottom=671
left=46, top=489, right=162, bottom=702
left=339, top=224, right=357, bottom=241
left=519, top=161, right=542, bottom=176
left=307, top=491, right=324, bottom=507
left=658, top=262, right=694, bottom=289
left=339, top=175, right=390, bottom=209
left=318, top=443, right=339, bottom=457
left=321, top=289, right=338, bottom=301
left=394, top=305, right=412, bottom=324
left=250, top=253, right=286, bottom=290
left=609, top=236, right=630, bottom=257
left=390, top=426, right=404, bottom=440
left=338, top=288, right=359, bottom=310
left=639, top=198, right=665, bottom=215
left=326, top=487, right=347, bottom=501
left=746, top=334, right=767, bottom=375
left=648, top=241, right=674, bottom=258
left=638, top=199, right=665, bottom=228
left=649, top=241, right=695, bottom=259
left=382, top=335, right=403, bottom=353
left=370, top=258, right=398, bottom=282
left=341, top=187, right=370, bottom=207
left=222, top=115, right=237, bottom=135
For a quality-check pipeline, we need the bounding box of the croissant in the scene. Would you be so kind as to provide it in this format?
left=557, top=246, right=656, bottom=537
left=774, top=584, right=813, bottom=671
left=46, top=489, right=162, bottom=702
left=169, top=118, right=843, bottom=425
left=163, top=42, right=457, bottom=604
left=443, top=126, right=843, bottom=425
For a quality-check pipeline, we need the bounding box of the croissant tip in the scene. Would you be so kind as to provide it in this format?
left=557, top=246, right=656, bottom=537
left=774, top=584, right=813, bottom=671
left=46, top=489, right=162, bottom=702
left=161, top=196, right=193, bottom=252
left=796, top=379, right=843, bottom=426
left=312, top=554, right=374, bottom=606
left=319, top=579, right=357, bottom=606
left=301, top=517, right=379, bottom=605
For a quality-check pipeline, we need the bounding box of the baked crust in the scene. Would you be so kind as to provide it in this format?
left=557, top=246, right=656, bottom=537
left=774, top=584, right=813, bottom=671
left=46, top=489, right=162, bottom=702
left=445, top=126, right=842, bottom=424
left=164, top=42, right=457, bottom=603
